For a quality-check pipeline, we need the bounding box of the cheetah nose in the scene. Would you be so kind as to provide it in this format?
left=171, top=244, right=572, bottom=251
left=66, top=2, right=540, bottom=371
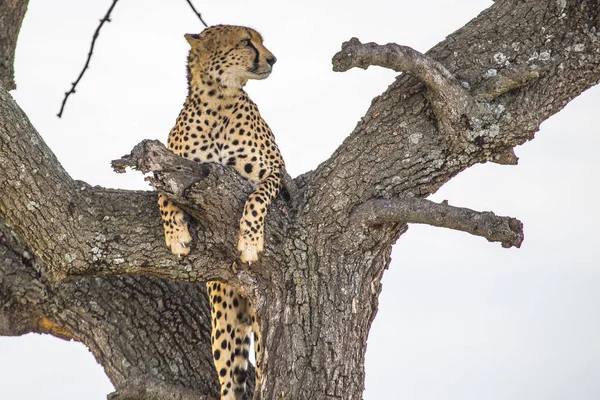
left=266, top=56, right=277, bottom=66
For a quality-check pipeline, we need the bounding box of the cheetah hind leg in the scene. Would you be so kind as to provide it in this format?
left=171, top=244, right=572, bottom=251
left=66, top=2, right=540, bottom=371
left=158, top=194, right=192, bottom=257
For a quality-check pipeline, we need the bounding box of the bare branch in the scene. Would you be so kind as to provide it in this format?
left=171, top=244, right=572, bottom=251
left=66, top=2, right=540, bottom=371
left=57, top=0, right=120, bottom=118
left=332, top=37, right=477, bottom=135
left=112, top=139, right=214, bottom=198
left=184, top=0, right=209, bottom=28
left=57, top=0, right=212, bottom=117
left=353, top=198, right=523, bottom=248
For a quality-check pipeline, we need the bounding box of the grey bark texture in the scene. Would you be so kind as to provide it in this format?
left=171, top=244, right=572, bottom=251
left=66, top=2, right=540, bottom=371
left=0, top=0, right=27, bottom=91
left=1, top=0, right=599, bottom=399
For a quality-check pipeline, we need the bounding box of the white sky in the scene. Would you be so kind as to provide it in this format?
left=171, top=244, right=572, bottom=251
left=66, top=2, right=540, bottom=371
left=1, top=0, right=599, bottom=399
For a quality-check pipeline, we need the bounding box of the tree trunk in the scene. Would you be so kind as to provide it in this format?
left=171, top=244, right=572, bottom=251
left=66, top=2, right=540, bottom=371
left=1, top=1, right=599, bottom=399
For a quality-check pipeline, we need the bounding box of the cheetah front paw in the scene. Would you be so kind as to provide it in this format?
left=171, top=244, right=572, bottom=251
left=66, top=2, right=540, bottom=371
left=165, top=223, right=192, bottom=257
left=237, top=233, right=264, bottom=264
left=165, top=231, right=192, bottom=257
left=169, top=236, right=191, bottom=257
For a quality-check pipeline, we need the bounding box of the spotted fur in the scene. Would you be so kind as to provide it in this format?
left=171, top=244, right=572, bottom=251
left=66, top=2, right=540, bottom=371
left=158, top=25, right=282, bottom=400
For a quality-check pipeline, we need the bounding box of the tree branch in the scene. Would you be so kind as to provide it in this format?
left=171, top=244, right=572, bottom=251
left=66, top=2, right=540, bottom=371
left=0, top=221, right=225, bottom=398
left=57, top=0, right=120, bottom=118
left=183, top=0, right=209, bottom=28
left=332, top=37, right=478, bottom=136
left=307, top=0, right=599, bottom=231
left=58, top=1, right=211, bottom=117
left=353, top=198, right=523, bottom=248
left=112, top=139, right=297, bottom=208
left=0, top=0, right=29, bottom=90
left=0, top=230, right=44, bottom=337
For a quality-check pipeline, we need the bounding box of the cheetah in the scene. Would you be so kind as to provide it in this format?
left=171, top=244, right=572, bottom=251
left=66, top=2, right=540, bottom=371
left=158, top=25, right=283, bottom=400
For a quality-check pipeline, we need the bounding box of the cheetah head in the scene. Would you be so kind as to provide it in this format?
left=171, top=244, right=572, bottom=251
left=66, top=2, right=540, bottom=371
left=185, top=25, right=277, bottom=89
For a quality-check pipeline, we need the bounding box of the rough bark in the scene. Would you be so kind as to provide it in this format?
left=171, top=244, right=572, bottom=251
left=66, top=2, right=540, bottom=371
left=0, top=220, right=225, bottom=399
left=0, top=0, right=27, bottom=90
left=1, top=1, right=599, bottom=399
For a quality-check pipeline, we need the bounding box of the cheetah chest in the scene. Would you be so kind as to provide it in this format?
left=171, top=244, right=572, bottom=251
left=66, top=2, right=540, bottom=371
left=171, top=100, right=281, bottom=183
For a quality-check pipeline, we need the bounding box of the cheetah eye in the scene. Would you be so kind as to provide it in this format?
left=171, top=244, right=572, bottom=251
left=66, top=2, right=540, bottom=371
left=240, top=39, right=250, bottom=46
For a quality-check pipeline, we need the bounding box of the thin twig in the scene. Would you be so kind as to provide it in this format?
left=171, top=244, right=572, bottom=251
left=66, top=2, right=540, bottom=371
left=58, top=0, right=208, bottom=118
left=184, top=0, right=209, bottom=27
left=57, top=0, right=120, bottom=118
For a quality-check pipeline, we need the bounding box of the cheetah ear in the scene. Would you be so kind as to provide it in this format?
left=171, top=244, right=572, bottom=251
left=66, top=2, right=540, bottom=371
left=184, top=33, right=203, bottom=47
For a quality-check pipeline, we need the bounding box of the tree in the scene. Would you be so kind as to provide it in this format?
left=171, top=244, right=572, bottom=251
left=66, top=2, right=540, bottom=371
left=1, top=0, right=599, bottom=399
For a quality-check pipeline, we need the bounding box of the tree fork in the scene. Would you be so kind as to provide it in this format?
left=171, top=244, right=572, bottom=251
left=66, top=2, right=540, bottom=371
left=1, top=1, right=599, bottom=399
